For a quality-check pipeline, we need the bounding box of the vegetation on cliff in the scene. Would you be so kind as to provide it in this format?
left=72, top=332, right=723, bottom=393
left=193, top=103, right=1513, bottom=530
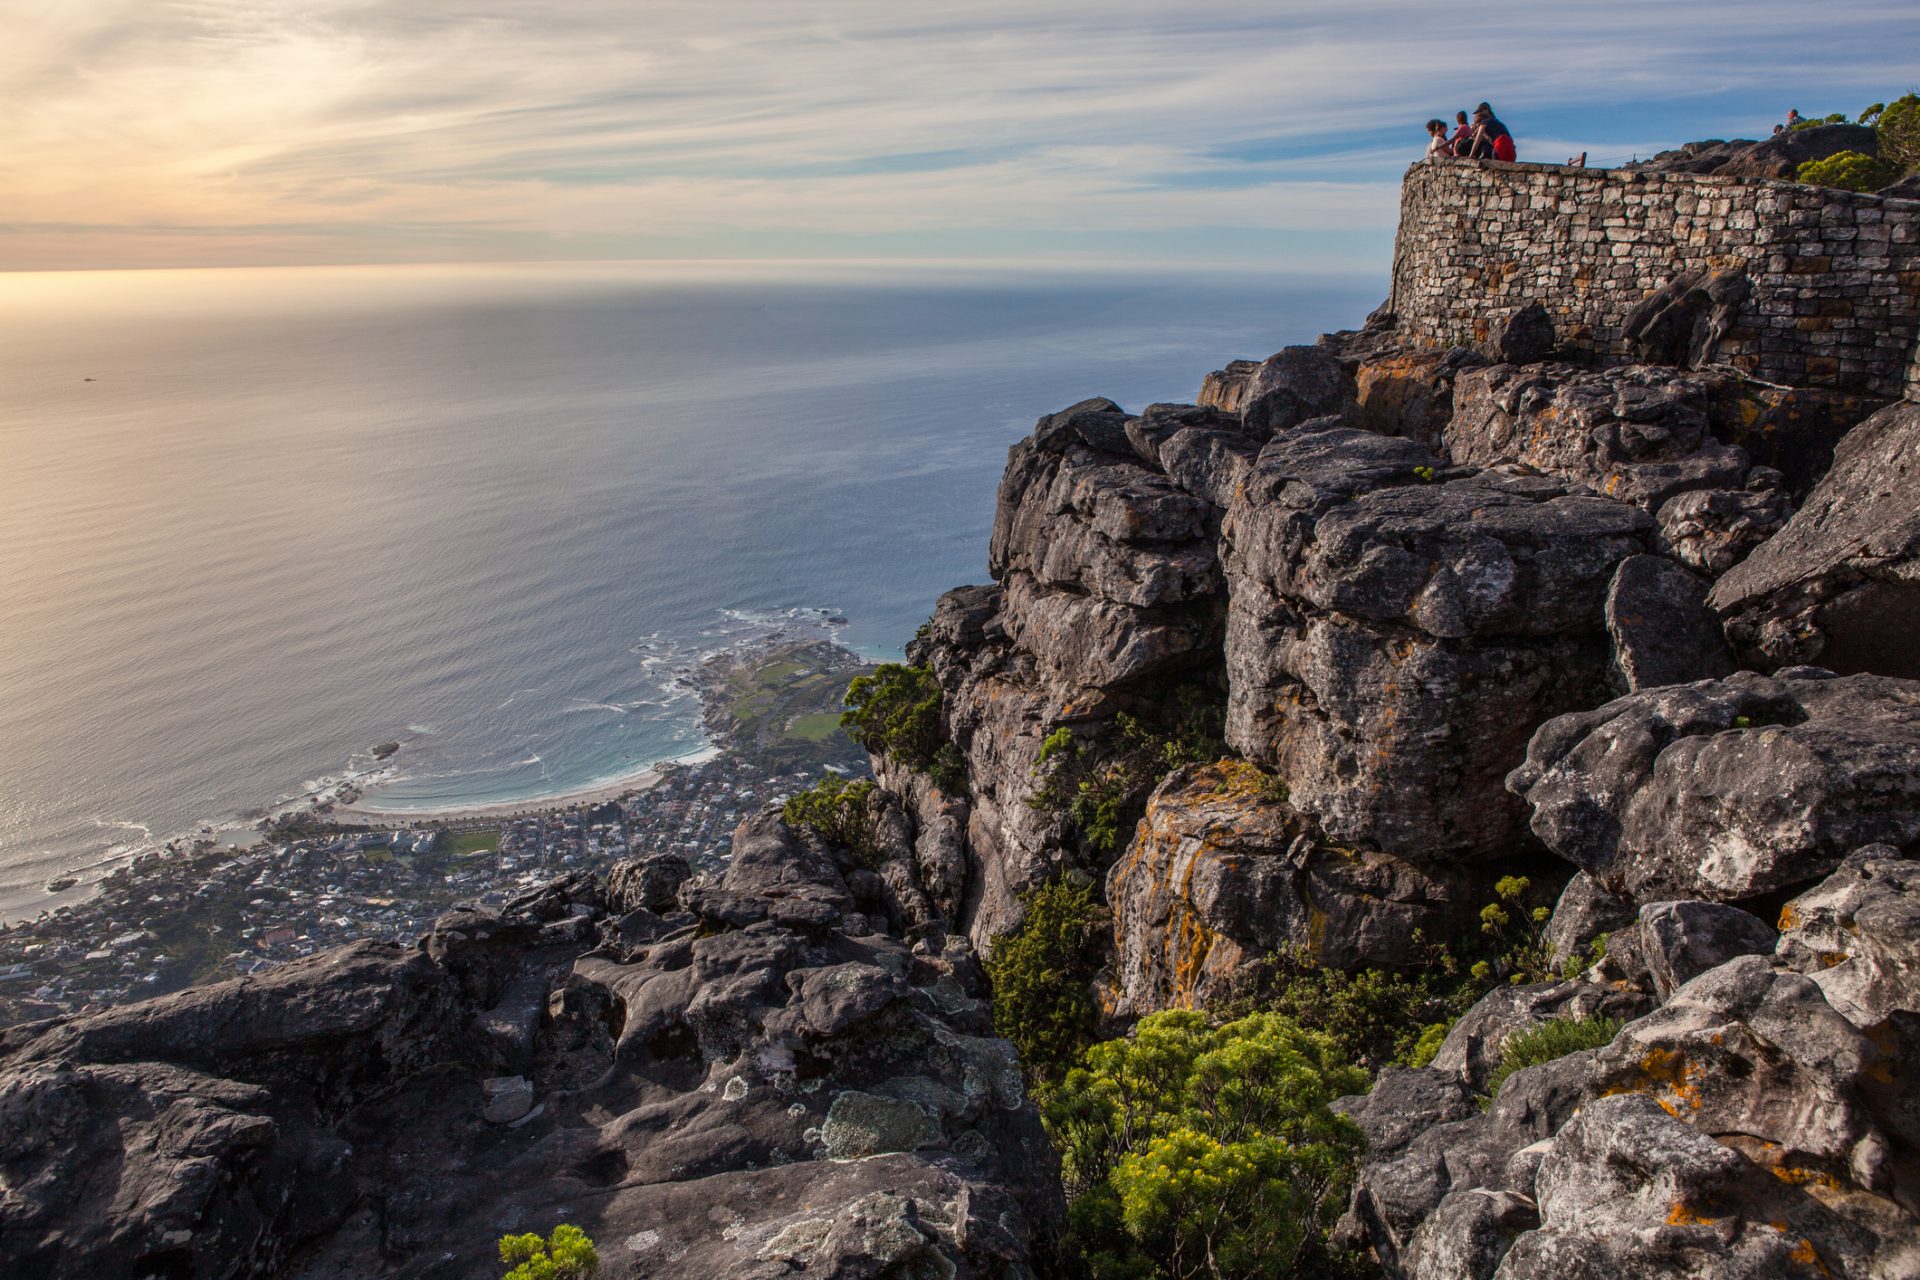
left=1027, top=686, right=1228, bottom=855
left=780, top=774, right=882, bottom=865
left=498, top=1225, right=599, bottom=1280
left=841, top=662, right=966, bottom=790
left=1047, top=1010, right=1366, bottom=1280
left=1795, top=91, right=1919, bottom=189
left=983, top=879, right=1107, bottom=1082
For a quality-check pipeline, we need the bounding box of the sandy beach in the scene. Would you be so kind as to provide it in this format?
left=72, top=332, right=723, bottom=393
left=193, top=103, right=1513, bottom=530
left=335, top=746, right=723, bottom=825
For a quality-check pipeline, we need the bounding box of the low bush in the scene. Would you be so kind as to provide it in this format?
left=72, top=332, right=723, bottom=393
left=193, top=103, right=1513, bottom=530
left=841, top=663, right=965, bottom=790
left=1027, top=687, right=1227, bottom=855
left=1048, top=1010, right=1366, bottom=1279
left=781, top=774, right=881, bottom=865
left=1797, top=149, right=1899, bottom=192
left=1471, top=875, right=1558, bottom=987
left=1484, top=1015, right=1624, bottom=1099
left=984, top=879, right=1107, bottom=1084
left=1218, top=941, right=1476, bottom=1071
left=1876, top=93, right=1920, bottom=175
left=499, top=1225, right=599, bottom=1280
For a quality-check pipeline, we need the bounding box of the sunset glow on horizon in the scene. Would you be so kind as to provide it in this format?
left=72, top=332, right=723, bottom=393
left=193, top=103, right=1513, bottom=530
left=5, top=1, right=1917, bottom=273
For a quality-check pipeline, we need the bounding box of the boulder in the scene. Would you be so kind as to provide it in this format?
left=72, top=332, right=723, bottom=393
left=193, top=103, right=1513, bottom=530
left=1604, top=554, right=1735, bottom=692
left=1510, top=669, right=1920, bottom=902
left=1630, top=123, right=1880, bottom=179
left=1653, top=482, right=1791, bottom=577
left=1224, top=423, right=1649, bottom=859
left=1542, top=872, right=1637, bottom=971
left=1106, top=762, right=1474, bottom=1013
left=606, top=851, right=691, bottom=914
left=1776, top=846, right=1920, bottom=1031
left=1636, top=900, right=1776, bottom=1000
left=1480, top=302, right=1555, bottom=365
left=1621, top=269, right=1751, bottom=369
left=1711, top=401, right=1920, bottom=679
left=1238, top=345, right=1357, bottom=437
left=1197, top=358, right=1260, bottom=414
left=1445, top=363, right=1749, bottom=509
left=1352, top=347, right=1488, bottom=452
left=1427, top=980, right=1650, bottom=1094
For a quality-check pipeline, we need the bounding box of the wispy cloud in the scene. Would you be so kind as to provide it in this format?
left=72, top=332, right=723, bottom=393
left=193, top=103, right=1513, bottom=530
left=2, top=1, right=1915, bottom=269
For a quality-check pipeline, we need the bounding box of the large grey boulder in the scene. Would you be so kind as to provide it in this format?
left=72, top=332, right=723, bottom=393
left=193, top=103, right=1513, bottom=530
left=1445, top=363, right=1750, bottom=510
left=1653, top=481, right=1791, bottom=576
left=1776, top=846, right=1920, bottom=1031
left=1543, top=873, right=1637, bottom=970
left=1106, top=763, right=1474, bottom=1014
left=1238, top=344, right=1356, bottom=437
left=1223, top=422, right=1648, bottom=860
left=1510, top=669, right=1920, bottom=902
left=1427, top=980, right=1650, bottom=1094
left=1711, top=401, right=1920, bottom=679
left=1604, top=554, right=1735, bottom=692
left=1637, top=900, right=1777, bottom=1000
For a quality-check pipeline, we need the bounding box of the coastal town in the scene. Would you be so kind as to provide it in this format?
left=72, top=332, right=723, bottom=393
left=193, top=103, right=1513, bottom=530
left=0, top=640, right=872, bottom=1027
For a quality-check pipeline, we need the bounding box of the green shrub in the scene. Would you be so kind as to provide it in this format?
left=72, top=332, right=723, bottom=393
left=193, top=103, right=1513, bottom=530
left=499, top=1225, right=599, bottom=1280
left=1049, top=1010, right=1366, bottom=1279
left=1027, top=687, right=1227, bottom=855
left=1788, top=111, right=1850, bottom=131
left=841, top=663, right=964, bottom=789
left=1877, top=93, right=1920, bottom=175
left=1407, top=1022, right=1451, bottom=1069
left=1797, top=149, right=1899, bottom=192
left=1484, top=1015, right=1624, bottom=1099
left=1475, top=875, right=1558, bottom=986
left=781, top=774, right=881, bottom=865
left=984, top=880, right=1107, bottom=1083
left=1218, top=941, right=1475, bottom=1071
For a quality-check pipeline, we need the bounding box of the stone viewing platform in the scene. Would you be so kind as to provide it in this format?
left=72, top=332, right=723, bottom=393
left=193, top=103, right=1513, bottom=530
left=1390, top=158, right=1920, bottom=399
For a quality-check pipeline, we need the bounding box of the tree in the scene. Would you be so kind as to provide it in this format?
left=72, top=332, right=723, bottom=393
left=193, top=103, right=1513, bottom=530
left=984, top=879, right=1107, bottom=1084
left=840, top=663, right=965, bottom=789
left=499, top=1224, right=599, bottom=1280
left=781, top=774, right=882, bottom=865
left=1048, top=1010, right=1367, bottom=1278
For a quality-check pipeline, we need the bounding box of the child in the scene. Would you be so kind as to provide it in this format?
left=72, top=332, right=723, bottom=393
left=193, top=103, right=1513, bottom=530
left=1425, top=119, right=1452, bottom=159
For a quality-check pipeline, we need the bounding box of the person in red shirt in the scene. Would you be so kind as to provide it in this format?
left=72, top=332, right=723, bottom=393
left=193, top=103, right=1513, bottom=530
left=1469, top=103, right=1517, bottom=162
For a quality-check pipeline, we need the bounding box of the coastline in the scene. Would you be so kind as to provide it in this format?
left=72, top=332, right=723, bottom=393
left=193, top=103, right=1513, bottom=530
left=334, top=745, right=724, bottom=825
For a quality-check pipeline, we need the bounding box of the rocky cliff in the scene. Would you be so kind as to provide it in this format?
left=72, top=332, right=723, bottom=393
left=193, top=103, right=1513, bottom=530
left=9, top=150, right=1920, bottom=1280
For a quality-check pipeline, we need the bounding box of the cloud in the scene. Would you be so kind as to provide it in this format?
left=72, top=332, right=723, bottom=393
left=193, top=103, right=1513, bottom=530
left=1, top=0, right=1916, bottom=268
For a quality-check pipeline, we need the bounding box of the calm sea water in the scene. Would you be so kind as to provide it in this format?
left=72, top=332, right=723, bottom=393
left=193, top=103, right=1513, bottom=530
left=0, top=262, right=1378, bottom=920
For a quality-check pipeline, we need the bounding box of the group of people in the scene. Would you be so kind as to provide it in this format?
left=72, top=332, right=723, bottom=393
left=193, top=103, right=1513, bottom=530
left=1424, top=102, right=1516, bottom=162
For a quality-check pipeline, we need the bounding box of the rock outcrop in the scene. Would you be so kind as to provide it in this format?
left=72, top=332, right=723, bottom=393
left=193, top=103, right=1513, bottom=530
left=1711, top=401, right=1920, bottom=679
left=1510, top=668, right=1920, bottom=903
left=1104, top=761, right=1473, bottom=1014
left=0, top=816, right=1061, bottom=1279
left=1223, top=422, right=1649, bottom=859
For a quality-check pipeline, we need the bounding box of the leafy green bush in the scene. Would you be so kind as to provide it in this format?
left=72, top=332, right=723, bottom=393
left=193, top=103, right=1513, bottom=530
left=1797, top=149, right=1899, bottom=192
left=1788, top=111, right=1850, bottom=131
left=1876, top=93, right=1920, bottom=175
left=1048, top=1010, right=1366, bottom=1279
left=984, top=879, right=1108, bottom=1083
left=499, top=1225, right=599, bottom=1280
left=1407, top=1022, right=1451, bottom=1069
left=781, top=774, right=881, bottom=865
left=841, top=663, right=965, bottom=790
left=1027, top=688, right=1227, bottom=855
left=1217, top=941, right=1475, bottom=1071
left=1484, top=1015, right=1623, bottom=1099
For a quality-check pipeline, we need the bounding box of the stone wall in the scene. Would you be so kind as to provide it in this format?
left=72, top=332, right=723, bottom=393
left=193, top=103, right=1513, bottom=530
left=1390, top=159, right=1920, bottom=400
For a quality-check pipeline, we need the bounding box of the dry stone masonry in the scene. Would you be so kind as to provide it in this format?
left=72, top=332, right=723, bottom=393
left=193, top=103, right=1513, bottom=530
left=1391, top=159, right=1920, bottom=400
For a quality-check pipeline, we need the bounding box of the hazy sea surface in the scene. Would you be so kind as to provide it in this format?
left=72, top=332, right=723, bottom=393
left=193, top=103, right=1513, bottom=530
left=0, top=261, right=1378, bottom=920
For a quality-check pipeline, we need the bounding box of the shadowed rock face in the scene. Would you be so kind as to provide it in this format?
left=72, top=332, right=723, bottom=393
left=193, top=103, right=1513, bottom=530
left=1222, top=422, right=1649, bottom=860
left=1510, top=669, right=1920, bottom=903
left=1712, top=401, right=1920, bottom=680
left=0, top=816, right=1062, bottom=1280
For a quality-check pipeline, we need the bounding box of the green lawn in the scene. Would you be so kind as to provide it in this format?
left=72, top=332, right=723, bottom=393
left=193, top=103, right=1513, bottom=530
left=784, top=712, right=846, bottom=743
left=448, top=829, right=500, bottom=856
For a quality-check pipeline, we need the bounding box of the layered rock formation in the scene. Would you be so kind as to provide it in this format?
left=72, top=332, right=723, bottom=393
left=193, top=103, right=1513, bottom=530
left=0, top=819, right=1060, bottom=1279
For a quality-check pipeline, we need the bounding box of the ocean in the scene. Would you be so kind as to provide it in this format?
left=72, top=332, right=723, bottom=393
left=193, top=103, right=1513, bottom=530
left=0, top=261, right=1379, bottom=921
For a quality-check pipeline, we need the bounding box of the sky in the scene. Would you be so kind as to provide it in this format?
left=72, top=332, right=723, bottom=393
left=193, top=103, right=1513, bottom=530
left=2, top=1, right=1917, bottom=273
